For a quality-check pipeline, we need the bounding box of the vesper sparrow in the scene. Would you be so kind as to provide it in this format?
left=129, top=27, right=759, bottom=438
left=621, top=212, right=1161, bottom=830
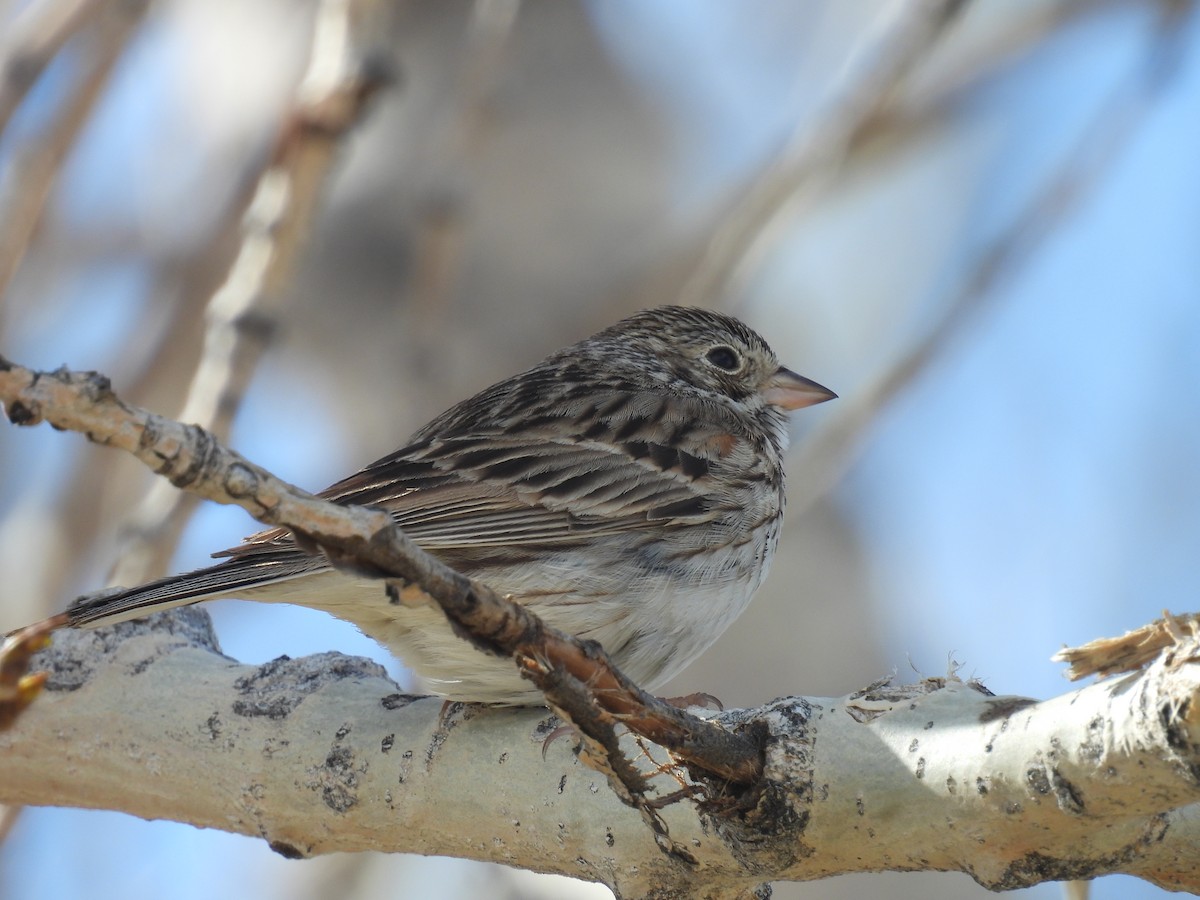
left=67, top=306, right=835, bottom=704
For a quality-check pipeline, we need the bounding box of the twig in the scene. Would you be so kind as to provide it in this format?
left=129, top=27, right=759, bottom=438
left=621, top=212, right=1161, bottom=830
left=679, top=0, right=968, bottom=308
left=406, top=0, right=522, bottom=336
left=859, top=0, right=1173, bottom=148
left=0, top=0, right=150, bottom=299
left=0, top=0, right=104, bottom=134
left=787, top=0, right=1188, bottom=515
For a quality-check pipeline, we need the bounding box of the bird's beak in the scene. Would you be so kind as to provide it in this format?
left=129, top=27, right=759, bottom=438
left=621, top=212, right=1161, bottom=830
left=762, top=367, right=837, bottom=410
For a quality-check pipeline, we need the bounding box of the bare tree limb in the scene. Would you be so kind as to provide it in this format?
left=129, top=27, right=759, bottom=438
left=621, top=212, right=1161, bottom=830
left=2, top=605, right=1199, bottom=896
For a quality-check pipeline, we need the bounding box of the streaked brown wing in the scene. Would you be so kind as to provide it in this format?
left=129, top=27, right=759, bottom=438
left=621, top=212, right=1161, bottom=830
left=217, top=433, right=716, bottom=560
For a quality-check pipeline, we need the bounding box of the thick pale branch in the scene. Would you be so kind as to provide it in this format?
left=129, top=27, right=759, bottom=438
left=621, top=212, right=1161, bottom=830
left=3, top=609, right=1200, bottom=895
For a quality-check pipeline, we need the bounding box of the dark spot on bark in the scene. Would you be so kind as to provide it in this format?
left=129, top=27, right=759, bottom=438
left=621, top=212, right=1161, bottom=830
left=5, top=400, right=38, bottom=425
left=1079, top=714, right=1104, bottom=749
left=129, top=650, right=169, bottom=675
left=978, top=696, right=1036, bottom=723
left=946, top=775, right=957, bottom=794
left=558, top=774, right=567, bottom=794
left=381, top=734, right=394, bottom=753
left=1049, top=768, right=1085, bottom=814
left=976, top=777, right=989, bottom=795
left=321, top=745, right=359, bottom=813
left=908, top=739, right=919, bottom=753
left=232, top=696, right=296, bottom=719
left=381, top=693, right=415, bottom=710
left=915, top=758, right=926, bottom=779
left=1162, top=700, right=1200, bottom=782
left=268, top=840, right=306, bottom=859
left=1027, top=765, right=1051, bottom=795
left=985, top=819, right=1169, bottom=893
left=335, top=723, right=351, bottom=740
left=605, top=829, right=615, bottom=848
left=232, top=653, right=389, bottom=719
left=856, top=796, right=865, bottom=815
left=205, top=712, right=222, bottom=740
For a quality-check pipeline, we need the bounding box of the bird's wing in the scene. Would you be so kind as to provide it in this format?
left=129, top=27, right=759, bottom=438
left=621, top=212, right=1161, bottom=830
left=219, top=429, right=721, bottom=559
left=66, top=433, right=718, bottom=627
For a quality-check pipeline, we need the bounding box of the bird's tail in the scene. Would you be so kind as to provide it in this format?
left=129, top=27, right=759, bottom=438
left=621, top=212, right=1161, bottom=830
left=66, top=552, right=324, bottom=628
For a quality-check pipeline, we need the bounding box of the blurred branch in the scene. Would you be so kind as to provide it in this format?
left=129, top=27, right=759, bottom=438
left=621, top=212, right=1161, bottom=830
left=406, top=0, right=521, bottom=335
left=862, top=0, right=1166, bottom=143
left=788, top=0, right=1189, bottom=513
left=0, top=0, right=389, bottom=847
left=4, top=609, right=1200, bottom=893
left=0, top=0, right=149, bottom=299
left=680, top=0, right=967, bottom=308
left=0, top=0, right=104, bottom=133
left=108, top=0, right=391, bottom=588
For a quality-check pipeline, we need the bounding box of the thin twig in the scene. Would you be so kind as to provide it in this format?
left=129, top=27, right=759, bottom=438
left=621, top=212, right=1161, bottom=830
left=859, top=0, right=1166, bottom=147
left=0, top=0, right=104, bottom=134
left=0, top=0, right=150, bottom=299
left=406, top=0, right=522, bottom=335
left=787, top=0, right=1189, bottom=514
left=679, top=0, right=968, bottom=308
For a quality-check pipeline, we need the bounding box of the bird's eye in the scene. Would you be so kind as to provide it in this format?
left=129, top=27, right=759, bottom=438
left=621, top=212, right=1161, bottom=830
left=705, top=345, right=741, bottom=372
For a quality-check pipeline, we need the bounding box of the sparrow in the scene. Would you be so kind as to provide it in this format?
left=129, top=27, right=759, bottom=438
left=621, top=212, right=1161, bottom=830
left=66, top=306, right=836, bottom=704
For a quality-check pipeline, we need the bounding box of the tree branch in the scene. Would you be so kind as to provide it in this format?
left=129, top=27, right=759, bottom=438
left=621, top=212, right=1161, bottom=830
left=3, top=605, right=1200, bottom=896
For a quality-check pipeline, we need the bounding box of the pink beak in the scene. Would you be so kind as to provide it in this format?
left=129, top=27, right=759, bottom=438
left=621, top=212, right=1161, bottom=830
left=762, top=366, right=837, bottom=411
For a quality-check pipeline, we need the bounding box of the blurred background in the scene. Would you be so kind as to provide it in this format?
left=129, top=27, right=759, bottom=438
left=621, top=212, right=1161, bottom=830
left=2, top=0, right=1199, bottom=897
